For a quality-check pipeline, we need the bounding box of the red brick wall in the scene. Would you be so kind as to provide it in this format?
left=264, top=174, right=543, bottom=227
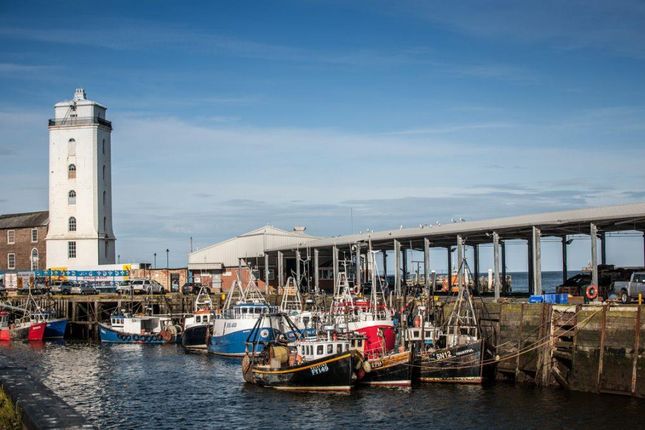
left=0, top=226, right=47, bottom=272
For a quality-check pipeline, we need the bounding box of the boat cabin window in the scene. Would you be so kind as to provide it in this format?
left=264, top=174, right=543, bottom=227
left=413, top=329, right=420, bottom=338
left=327, top=344, right=333, bottom=354
left=345, top=344, right=349, bottom=351
left=336, top=344, right=342, bottom=354
left=307, top=345, right=313, bottom=355
left=317, top=345, right=324, bottom=355
left=196, top=316, right=201, bottom=323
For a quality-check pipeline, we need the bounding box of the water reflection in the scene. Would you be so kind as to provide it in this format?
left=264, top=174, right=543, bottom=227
left=0, top=342, right=641, bottom=429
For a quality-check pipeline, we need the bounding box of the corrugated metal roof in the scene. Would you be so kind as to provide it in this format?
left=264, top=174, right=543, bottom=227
left=0, top=211, right=49, bottom=229
left=189, top=225, right=318, bottom=267
left=266, top=202, right=645, bottom=252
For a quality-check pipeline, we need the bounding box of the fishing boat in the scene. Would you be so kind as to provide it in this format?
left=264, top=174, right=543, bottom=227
left=279, top=276, right=318, bottom=340
left=411, top=263, right=484, bottom=384
left=99, top=311, right=181, bottom=344
left=359, top=349, right=412, bottom=387
left=30, top=310, right=68, bottom=339
left=209, top=276, right=278, bottom=357
left=0, top=311, right=46, bottom=341
left=182, top=286, right=213, bottom=352
left=242, top=313, right=365, bottom=392
left=329, top=249, right=396, bottom=358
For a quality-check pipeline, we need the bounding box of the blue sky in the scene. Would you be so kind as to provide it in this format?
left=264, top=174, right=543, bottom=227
left=1, top=0, right=644, bottom=270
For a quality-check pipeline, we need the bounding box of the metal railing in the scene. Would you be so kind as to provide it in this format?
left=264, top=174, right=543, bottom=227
left=48, top=116, right=112, bottom=129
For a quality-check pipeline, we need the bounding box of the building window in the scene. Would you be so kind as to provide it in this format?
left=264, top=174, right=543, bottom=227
left=31, top=228, right=38, bottom=243
left=68, top=138, right=76, bottom=156
left=68, top=164, right=76, bottom=179
left=103, top=191, right=106, bottom=207
left=68, top=190, right=76, bottom=205
left=102, top=139, right=105, bottom=155
left=7, top=230, right=15, bottom=244
left=7, top=253, right=15, bottom=270
left=31, top=248, right=39, bottom=270
left=69, top=217, right=77, bottom=232
left=102, top=165, right=106, bottom=181
left=103, top=216, right=107, bottom=232
left=68, top=241, right=76, bottom=259
left=104, top=240, right=108, bottom=257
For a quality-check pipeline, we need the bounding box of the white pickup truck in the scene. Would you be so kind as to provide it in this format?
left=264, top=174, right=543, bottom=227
left=117, top=279, right=164, bottom=295
left=612, top=272, right=645, bottom=303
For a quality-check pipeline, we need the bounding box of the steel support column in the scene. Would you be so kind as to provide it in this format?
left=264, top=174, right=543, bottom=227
left=394, top=240, right=401, bottom=297
left=457, top=235, right=464, bottom=288
left=447, top=246, right=453, bottom=288
left=383, top=251, right=388, bottom=279
left=313, top=249, right=319, bottom=295
left=277, top=251, right=284, bottom=288
left=591, top=223, right=599, bottom=287
left=528, top=235, right=534, bottom=294
left=473, top=244, right=480, bottom=291
left=264, top=253, right=270, bottom=295
left=532, top=226, right=542, bottom=296
left=501, top=240, right=507, bottom=293
left=402, top=247, right=408, bottom=287
left=562, top=236, right=568, bottom=285
left=493, top=232, right=501, bottom=302
left=600, top=231, right=607, bottom=265
left=423, top=238, right=431, bottom=290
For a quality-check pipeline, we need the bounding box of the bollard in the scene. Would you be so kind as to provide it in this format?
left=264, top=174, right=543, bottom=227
left=639, top=293, right=642, bottom=305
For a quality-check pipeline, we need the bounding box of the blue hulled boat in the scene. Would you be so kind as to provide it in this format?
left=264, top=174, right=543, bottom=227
left=99, top=312, right=181, bottom=344
left=209, top=277, right=278, bottom=357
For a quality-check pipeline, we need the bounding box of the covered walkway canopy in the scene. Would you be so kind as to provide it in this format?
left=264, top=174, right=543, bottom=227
left=261, top=203, right=645, bottom=298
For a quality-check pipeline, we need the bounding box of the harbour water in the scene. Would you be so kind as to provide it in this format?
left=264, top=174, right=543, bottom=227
left=0, top=340, right=641, bottom=429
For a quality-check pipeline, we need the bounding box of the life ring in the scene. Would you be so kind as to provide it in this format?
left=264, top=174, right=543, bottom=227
left=586, top=284, right=598, bottom=300
left=260, top=329, right=269, bottom=338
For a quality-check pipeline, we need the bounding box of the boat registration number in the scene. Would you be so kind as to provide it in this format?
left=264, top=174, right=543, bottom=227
left=310, top=364, right=329, bottom=376
left=434, top=351, right=453, bottom=360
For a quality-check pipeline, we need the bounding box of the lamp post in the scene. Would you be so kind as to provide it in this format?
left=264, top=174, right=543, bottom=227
left=153, top=253, right=157, bottom=269
left=166, top=249, right=170, bottom=293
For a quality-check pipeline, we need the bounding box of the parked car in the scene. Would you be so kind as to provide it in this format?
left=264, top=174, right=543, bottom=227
left=51, top=281, right=74, bottom=295
left=612, top=272, right=645, bottom=303
left=127, top=279, right=164, bottom=294
left=181, top=282, right=208, bottom=295
left=116, top=281, right=133, bottom=295
left=71, top=283, right=97, bottom=295
left=94, top=282, right=118, bottom=294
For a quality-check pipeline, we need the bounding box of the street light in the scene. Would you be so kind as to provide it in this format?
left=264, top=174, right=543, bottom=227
left=153, top=253, right=157, bottom=269
left=166, top=249, right=170, bottom=293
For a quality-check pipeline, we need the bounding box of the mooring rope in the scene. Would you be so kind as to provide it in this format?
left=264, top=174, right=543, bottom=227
left=406, top=306, right=604, bottom=372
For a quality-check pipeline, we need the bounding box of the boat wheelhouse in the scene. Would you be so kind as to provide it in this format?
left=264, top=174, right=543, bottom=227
left=99, top=311, right=180, bottom=344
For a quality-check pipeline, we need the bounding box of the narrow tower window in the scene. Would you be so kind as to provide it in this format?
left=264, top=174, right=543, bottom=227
left=68, top=138, right=76, bottom=156
left=7, top=253, right=15, bottom=270
left=103, top=190, right=106, bottom=207
left=68, top=163, right=76, bottom=179
left=68, top=241, right=76, bottom=259
left=102, top=165, right=106, bottom=181
left=68, top=190, right=76, bottom=205
left=68, top=217, right=76, bottom=232
left=102, top=139, right=105, bottom=155
left=31, top=248, right=39, bottom=270
left=103, top=216, right=107, bottom=232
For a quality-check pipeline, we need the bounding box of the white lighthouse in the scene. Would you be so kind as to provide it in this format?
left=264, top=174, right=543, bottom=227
left=45, top=89, right=116, bottom=268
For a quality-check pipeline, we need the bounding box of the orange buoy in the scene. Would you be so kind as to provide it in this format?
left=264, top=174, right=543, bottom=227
left=586, top=284, right=599, bottom=300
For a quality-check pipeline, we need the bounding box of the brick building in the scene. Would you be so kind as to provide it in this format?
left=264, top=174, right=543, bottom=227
left=0, top=211, right=49, bottom=273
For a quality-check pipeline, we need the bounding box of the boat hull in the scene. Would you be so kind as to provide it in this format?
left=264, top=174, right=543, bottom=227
left=414, top=340, right=483, bottom=384
left=44, top=318, right=68, bottom=339
left=360, top=350, right=412, bottom=387
left=209, top=316, right=277, bottom=357
left=5, top=322, right=47, bottom=341
left=182, top=324, right=210, bottom=352
left=350, top=321, right=396, bottom=357
left=98, top=323, right=170, bottom=344
left=244, top=351, right=359, bottom=392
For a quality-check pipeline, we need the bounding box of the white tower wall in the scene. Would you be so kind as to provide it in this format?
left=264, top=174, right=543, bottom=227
left=46, top=89, right=116, bottom=268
